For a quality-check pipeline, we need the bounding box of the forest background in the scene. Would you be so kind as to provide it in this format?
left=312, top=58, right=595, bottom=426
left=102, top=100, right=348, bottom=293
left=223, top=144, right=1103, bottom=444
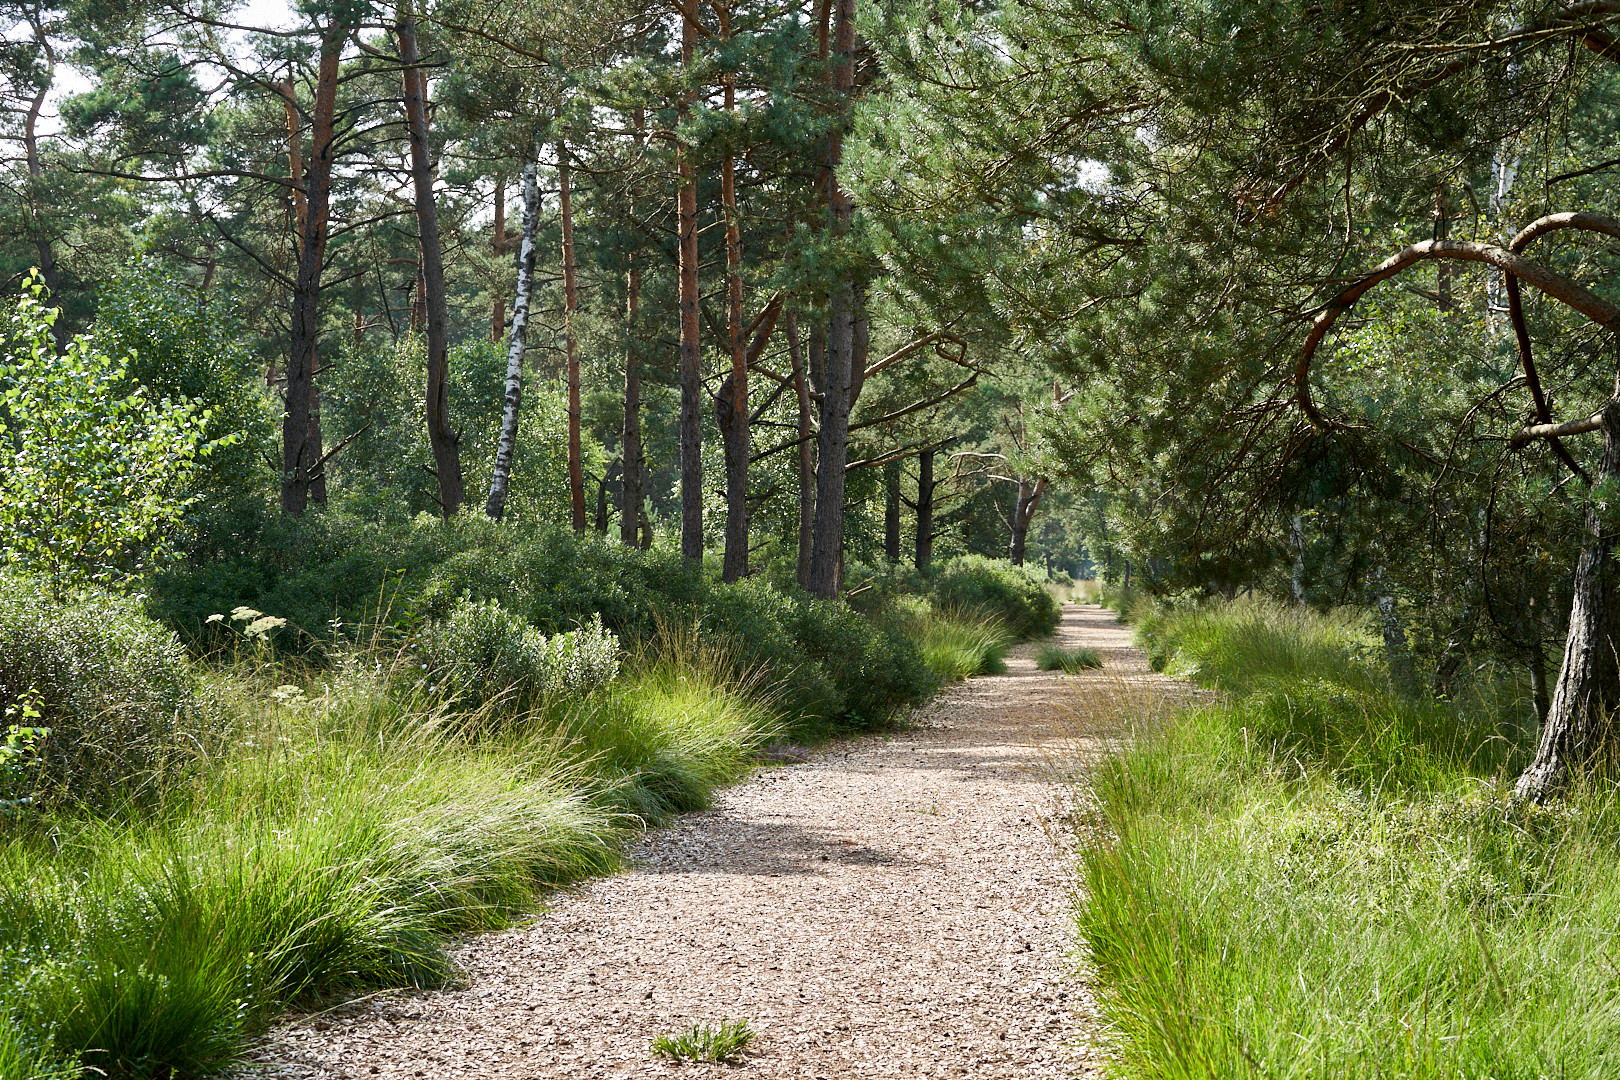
left=6, top=0, right=1620, bottom=1076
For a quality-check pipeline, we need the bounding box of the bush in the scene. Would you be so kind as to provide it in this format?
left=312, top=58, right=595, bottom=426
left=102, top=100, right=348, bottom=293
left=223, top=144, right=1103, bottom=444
left=0, top=576, right=202, bottom=804
left=152, top=519, right=935, bottom=730
left=420, top=599, right=619, bottom=711
left=928, top=555, right=1059, bottom=639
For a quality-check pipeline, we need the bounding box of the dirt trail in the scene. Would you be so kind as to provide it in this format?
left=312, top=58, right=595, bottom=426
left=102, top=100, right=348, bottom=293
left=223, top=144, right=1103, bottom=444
left=249, top=604, right=1140, bottom=1080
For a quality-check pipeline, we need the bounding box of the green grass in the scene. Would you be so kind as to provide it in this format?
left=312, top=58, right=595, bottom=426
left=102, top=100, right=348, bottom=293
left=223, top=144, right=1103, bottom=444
left=896, top=599, right=1012, bottom=682
left=1077, top=598, right=1620, bottom=1079
left=1036, top=645, right=1102, bottom=673
left=0, top=640, right=776, bottom=1079
left=651, top=1018, right=756, bottom=1063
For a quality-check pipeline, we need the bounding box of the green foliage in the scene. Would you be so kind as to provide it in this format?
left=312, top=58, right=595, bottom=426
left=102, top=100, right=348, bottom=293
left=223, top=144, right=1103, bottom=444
left=92, top=260, right=277, bottom=545
left=0, top=276, right=216, bottom=590
left=0, top=574, right=201, bottom=806
left=0, top=632, right=777, bottom=1077
left=651, top=1019, right=756, bottom=1063
left=928, top=554, right=1059, bottom=639
left=151, top=520, right=936, bottom=730
left=893, top=598, right=1009, bottom=681
left=1035, top=645, right=1101, bottom=673
left=421, top=598, right=620, bottom=711
left=1077, top=598, right=1620, bottom=1079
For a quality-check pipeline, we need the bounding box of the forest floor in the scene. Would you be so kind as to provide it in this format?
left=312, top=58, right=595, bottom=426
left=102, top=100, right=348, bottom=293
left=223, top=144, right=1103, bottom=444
left=244, top=604, right=1146, bottom=1080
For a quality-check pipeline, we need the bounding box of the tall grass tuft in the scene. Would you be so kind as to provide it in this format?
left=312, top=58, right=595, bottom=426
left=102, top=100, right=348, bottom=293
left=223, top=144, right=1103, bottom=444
left=893, top=599, right=1011, bottom=682
left=0, top=630, right=777, bottom=1079
left=1078, top=598, right=1620, bottom=1079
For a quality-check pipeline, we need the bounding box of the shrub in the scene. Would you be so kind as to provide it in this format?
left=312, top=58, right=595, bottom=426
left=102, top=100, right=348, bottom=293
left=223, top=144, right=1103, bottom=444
left=154, top=520, right=934, bottom=730
left=0, top=576, right=202, bottom=804
left=421, top=599, right=619, bottom=711
left=929, top=555, right=1059, bottom=639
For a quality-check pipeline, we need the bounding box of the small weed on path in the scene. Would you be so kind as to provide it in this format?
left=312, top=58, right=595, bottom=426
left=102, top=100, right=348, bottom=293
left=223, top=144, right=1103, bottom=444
left=652, top=1019, right=756, bottom=1063
left=1037, top=645, right=1102, bottom=673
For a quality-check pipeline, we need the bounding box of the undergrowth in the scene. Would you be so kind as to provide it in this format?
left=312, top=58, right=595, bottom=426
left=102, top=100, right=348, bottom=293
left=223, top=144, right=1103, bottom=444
left=1078, top=596, right=1620, bottom=1079
left=0, top=579, right=1011, bottom=1078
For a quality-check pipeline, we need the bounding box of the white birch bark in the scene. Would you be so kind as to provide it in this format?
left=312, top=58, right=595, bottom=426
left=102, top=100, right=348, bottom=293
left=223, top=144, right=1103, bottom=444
left=485, top=144, right=540, bottom=521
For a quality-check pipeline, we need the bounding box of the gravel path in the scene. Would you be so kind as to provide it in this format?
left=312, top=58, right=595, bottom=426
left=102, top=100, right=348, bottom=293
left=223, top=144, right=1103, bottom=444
left=248, top=603, right=1141, bottom=1080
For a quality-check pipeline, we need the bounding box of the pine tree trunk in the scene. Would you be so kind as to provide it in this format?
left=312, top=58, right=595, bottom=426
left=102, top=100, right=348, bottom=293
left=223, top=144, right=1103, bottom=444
left=1008, top=477, right=1046, bottom=566
left=621, top=256, right=644, bottom=545
left=787, top=313, right=816, bottom=589
left=492, top=173, right=506, bottom=342
left=1516, top=401, right=1620, bottom=800
left=884, top=459, right=900, bottom=563
left=559, top=141, right=586, bottom=531
left=807, top=0, right=858, bottom=599
left=399, top=14, right=463, bottom=517
left=720, top=7, right=750, bottom=582
left=677, top=12, right=704, bottom=561
left=485, top=145, right=539, bottom=521
left=22, top=32, right=62, bottom=349
left=621, top=109, right=646, bottom=548
left=281, top=33, right=340, bottom=516
left=915, top=447, right=934, bottom=573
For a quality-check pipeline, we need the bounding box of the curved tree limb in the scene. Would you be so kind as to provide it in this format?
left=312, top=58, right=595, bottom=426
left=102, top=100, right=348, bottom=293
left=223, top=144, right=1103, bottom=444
left=1503, top=211, right=1620, bottom=481
left=1296, top=239, right=1619, bottom=428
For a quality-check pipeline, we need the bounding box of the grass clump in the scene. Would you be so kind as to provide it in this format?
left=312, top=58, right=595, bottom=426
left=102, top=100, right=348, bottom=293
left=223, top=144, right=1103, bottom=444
left=1036, top=645, right=1102, bottom=673
left=0, top=626, right=775, bottom=1079
left=1077, top=597, right=1620, bottom=1080
left=652, top=1018, right=756, bottom=1063
left=895, top=599, right=1010, bottom=682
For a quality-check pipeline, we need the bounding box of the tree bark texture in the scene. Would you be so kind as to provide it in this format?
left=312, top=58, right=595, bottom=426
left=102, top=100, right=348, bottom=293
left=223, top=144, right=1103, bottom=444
left=1008, top=476, right=1046, bottom=566
left=1516, top=401, right=1620, bottom=801
left=787, top=312, right=816, bottom=589
left=559, top=141, right=586, bottom=531
left=915, top=447, right=935, bottom=573
left=720, top=6, right=750, bottom=582
left=485, top=145, right=539, bottom=521
left=806, top=0, right=858, bottom=599
left=280, top=32, right=340, bottom=516
left=400, top=14, right=463, bottom=517
left=492, top=172, right=506, bottom=342
left=22, top=20, right=61, bottom=348
left=884, top=459, right=900, bottom=563
left=621, top=108, right=646, bottom=549
left=677, top=13, right=704, bottom=560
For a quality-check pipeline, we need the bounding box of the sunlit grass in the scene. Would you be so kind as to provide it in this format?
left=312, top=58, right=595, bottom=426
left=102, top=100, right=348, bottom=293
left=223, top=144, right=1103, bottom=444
left=0, top=634, right=775, bottom=1079
left=1036, top=645, right=1102, bottom=673
left=1077, top=598, right=1620, bottom=1080
left=652, top=1018, right=756, bottom=1063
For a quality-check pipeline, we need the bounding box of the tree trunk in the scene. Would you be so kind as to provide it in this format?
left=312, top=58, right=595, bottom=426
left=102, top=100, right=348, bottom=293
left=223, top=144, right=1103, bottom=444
left=719, top=4, right=750, bottom=582
left=1377, top=592, right=1417, bottom=693
left=622, top=109, right=646, bottom=548
left=22, top=25, right=61, bottom=349
left=399, top=12, right=463, bottom=517
left=558, top=140, right=586, bottom=531
left=787, top=313, right=816, bottom=589
left=280, top=32, right=340, bottom=516
left=806, top=0, right=858, bottom=599
left=677, top=12, right=704, bottom=561
left=884, top=459, right=900, bottom=563
left=1529, top=638, right=1551, bottom=726
left=1516, top=401, right=1620, bottom=801
left=1008, top=476, right=1046, bottom=566
left=492, top=172, right=506, bottom=342
left=1290, top=513, right=1307, bottom=605
left=485, top=143, right=539, bottom=521
left=915, top=447, right=935, bottom=573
